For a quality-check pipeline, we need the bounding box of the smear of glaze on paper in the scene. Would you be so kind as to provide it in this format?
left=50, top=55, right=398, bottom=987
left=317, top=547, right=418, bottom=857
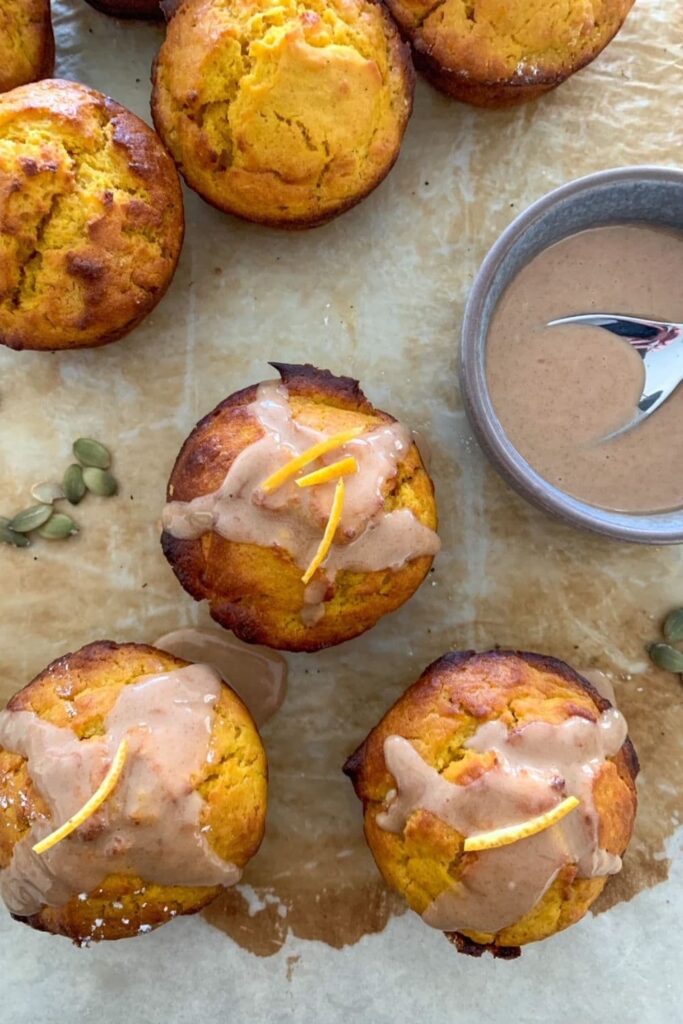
left=154, top=627, right=288, bottom=726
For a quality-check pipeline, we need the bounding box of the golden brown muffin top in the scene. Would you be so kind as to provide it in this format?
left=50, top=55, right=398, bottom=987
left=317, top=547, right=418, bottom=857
left=0, top=641, right=267, bottom=941
left=162, top=363, right=438, bottom=651
left=346, top=650, right=638, bottom=953
left=0, top=79, right=184, bottom=351
left=0, top=1, right=54, bottom=95
left=387, top=0, right=634, bottom=86
left=152, top=0, right=414, bottom=227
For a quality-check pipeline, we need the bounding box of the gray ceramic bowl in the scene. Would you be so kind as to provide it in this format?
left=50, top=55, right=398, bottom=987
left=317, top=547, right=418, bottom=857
left=460, top=165, right=683, bottom=545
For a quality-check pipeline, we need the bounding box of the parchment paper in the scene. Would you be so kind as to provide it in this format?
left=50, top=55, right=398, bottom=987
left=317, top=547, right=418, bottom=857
left=1, top=2, right=681, bottom=1022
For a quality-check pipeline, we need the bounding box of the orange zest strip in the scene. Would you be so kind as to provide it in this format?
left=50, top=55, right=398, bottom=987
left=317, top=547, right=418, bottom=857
left=32, top=738, right=129, bottom=855
left=260, top=427, right=364, bottom=494
left=463, top=796, right=580, bottom=853
left=302, top=478, right=345, bottom=585
left=295, top=456, right=358, bottom=489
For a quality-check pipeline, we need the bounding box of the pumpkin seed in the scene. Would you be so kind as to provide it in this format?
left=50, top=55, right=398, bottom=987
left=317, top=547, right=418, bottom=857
left=63, top=464, right=86, bottom=505
left=9, top=504, right=53, bottom=533
left=38, top=513, right=79, bottom=540
left=663, top=608, right=683, bottom=644
left=30, top=481, right=65, bottom=504
left=73, top=438, right=111, bottom=470
left=0, top=522, right=30, bottom=547
left=82, top=467, right=118, bottom=497
left=648, top=642, right=683, bottom=674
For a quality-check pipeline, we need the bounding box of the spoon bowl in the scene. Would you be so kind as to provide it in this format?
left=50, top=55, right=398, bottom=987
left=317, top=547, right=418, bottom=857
left=548, top=313, right=683, bottom=440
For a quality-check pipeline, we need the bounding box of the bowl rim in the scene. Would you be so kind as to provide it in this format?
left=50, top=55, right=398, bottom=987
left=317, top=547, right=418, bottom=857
left=460, top=164, right=683, bottom=545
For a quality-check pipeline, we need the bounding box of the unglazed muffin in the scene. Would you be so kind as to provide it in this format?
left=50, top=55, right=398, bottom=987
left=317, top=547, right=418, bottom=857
left=0, top=1, right=54, bottom=95
left=162, top=363, right=440, bottom=652
left=345, top=650, right=638, bottom=956
left=83, top=0, right=163, bottom=17
left=385, top=0, right=634, bottom=108
left=151, top=0, right=414, bottom=228
left=0, top=79, right=184, bottom=351
left=0, top=641, right=267, bottom=943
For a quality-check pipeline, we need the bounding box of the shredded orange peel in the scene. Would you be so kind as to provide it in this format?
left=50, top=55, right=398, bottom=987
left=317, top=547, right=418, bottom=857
left=260, top=427, right=364, bottom=493
left=32, top=737, right=129, bottom=855
left=463, top=795, right=580, bottom=853
left=295, top=456, right=358, bottom=489
left=302, top=477, right=345, bottom=585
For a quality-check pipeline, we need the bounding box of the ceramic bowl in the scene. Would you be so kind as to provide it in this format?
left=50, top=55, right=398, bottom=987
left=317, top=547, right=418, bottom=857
left=460, top=165, right=683, bottom=544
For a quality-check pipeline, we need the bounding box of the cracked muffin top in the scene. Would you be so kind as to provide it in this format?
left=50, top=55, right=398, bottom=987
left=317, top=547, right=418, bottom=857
left=0, top=79, right=184, bottom=351
left=151, top=0, right=414, bottom=228
left=345, top=650, right=638, bottom=956
left=0, top=641, right=267, bottom=943
left=386, top=0, right=634, bottom=107
left=0, top=1, right=54, bottom=95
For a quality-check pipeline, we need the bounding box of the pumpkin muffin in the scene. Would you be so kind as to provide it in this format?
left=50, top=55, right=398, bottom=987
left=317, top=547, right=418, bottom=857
left=345, top=650, right=638, bottom=956
left=0, top=79, right=184, bottom=351
left=385, top=0, right=634, bottom=108
left=151, top=0, right=414, bottom=228
left=161, top=363, right=440, bottom=652
left=0, top=1, right=54, bottom=95
left=0, top=640, right=267, bottom=943
left=83, top=0, right=163, bottom=17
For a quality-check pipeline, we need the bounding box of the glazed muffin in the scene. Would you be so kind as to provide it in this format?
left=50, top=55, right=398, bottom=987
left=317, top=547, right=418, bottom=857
left=345, top=650, right=638, bottom=956
left=162, top=363, right=440, bottom=652
left=0, top=640, right=267, bottom=943
left=0, top=79, right=184, bottom=351
left=151, top=0, right=414, bottom=228
left=0, top=1, right=54, bottom=95
left=84, top=0, right=163, bottom=17
left=385, top=0, right=634, bottom=108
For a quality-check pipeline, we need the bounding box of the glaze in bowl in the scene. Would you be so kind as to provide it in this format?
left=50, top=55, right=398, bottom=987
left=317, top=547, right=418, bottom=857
left=460, top=166, right=683, bottom=544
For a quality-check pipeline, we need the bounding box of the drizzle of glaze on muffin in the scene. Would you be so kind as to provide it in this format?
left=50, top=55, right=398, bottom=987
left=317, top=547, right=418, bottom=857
left=0, top=641, right=267, bottom=942
left=344, top=650, right=638, bottom=956
left=0, top=665, right=240, bottom=919
left=378, top=707, right=627, bottom=935
left=161, top=364, right=439, bottom=651
left=163, top=379, right=440, bottom=591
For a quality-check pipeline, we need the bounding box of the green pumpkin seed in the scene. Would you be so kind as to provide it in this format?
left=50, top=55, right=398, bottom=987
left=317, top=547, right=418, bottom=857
left=9, top=504, right=53, bottom=533
left=82, top=467, right=118, bottom=497
left=0, top=522, right=30, bottom=547
left=663, top=608, right=683, bottom=644
left=38, top=513, right=79, bottom=540
left=30, top=481, right=65, bottom=504
left=73, top=438, right=111, bottom=470
left=63, top=464, right=86, bottom=505
left=648, top=642, right=683, bottom=674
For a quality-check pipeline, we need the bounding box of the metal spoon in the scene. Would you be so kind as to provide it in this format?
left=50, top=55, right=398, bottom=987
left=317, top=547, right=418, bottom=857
left=548, top=313, right=683, bottom=439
